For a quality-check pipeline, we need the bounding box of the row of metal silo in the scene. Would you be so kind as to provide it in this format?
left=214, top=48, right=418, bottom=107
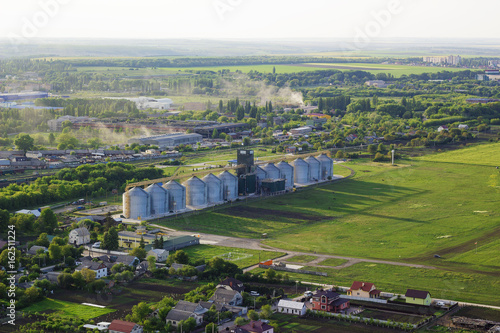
left=291, top=154, right=333, bottom=184
left=123, top=180, right=187, bottom=219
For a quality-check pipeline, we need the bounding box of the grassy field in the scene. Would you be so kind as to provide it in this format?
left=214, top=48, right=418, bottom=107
left=317, top=258, right=349, bottom=267
left=253, top=261, right=500, bottom=306
left=23, top=298, right=115, bottom=320
left=181, top=244, right=285, bottom=268
left=158, top=145, right=500, bottom=306
left=71, top=62, right=468, bottom=77
left=287, top=255, right=317, bottom=263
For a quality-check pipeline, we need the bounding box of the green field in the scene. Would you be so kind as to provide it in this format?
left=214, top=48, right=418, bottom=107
left=287, top=255, right=317, bottom=263
left=23, top=298, right=115, bottom=320
left=318, top=258, right=349, bottom=267
left=158, top=144, right=500, bottom=306
left=73, top=62, right=468, bottom=77
left=181, top=244, right=285, bottom=268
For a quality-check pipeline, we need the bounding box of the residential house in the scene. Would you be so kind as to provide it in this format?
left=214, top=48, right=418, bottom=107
left=75, top=261, right=107, bottom=279
left=217, top=277, right=245, bottom=293
left=458, top=124, right=469, bottom=130
left=347, top=281, right=381, bottom=299
left=405, top=289, right=432, bottom=306
left=238, top=320, right=274, bottom=333
left=210, top=288, right=243, bottom=306
left=68, top=227, right=90, bottom=246
left=15, top=209, right=41, bottom=218
left=108, top=319, right=143, bottom=333
left=312, top=289, right=350, bottom=313
left=437, top=126, right=449, bottom=132
left=27, top=245, right=48, bottom=255
left=289, top=126, right=312, bottom=136
left=277, top=299, right=307, bottom=316
left=165, top=300, right=207, bottom=327
left=147, top=248, right=169, bottom=262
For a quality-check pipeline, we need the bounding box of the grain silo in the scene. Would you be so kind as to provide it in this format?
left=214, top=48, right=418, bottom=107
left=305, top=156, right=321, bottom=181
left=218, top=171, right=238, bottom=201
left=317, top=153, right=333, bottom=180
left=145, top=183, right=168, bottom=216
left=276, top=161, right=294, bottom=189
left=202, top=173, right=223, bottom=204
left=262, top=163, right=281, bottom=180
left=292, top=158, right=310, bottom=184
left=163, top=180, right=185, bottom=212
left=183, top=176, right=207, bottom=207
left=255, top=166, right=268, bottom=184
left=123, top=187, right=149, bottom=219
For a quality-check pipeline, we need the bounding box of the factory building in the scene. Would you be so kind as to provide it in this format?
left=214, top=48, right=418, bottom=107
left=129, top=132, right=202, bottom=148
left=122, top=150, right=334, bottom=220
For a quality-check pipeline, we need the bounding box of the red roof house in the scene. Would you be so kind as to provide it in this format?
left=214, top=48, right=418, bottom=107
left=108, top=320, right=143, bottom=333
left=347, top=281, right=381, bottom=299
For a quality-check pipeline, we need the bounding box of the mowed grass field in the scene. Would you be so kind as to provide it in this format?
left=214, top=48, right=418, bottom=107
left=158, top=144, right=500, bottom=305
left=181, top=244, right=285, bottom=268
left=72, top=62, right=468, bottom=77
left=419, top=142, right=500, bottom=167
left=23, top=298, right=114, bottom=320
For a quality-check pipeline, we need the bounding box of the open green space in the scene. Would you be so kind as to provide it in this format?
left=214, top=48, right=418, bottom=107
left=454, top=306, right=500, bottom=321
left=253, top=261, right=500, bottom=306
left=419, top=142, right=500, bottom=167
left=317, top=258, right=349, bottom=267
left=287, top=255, right=317, bottom=263
left=23, top=298, right=115, bottom=320
left=181, top=244, right=285, bottom=268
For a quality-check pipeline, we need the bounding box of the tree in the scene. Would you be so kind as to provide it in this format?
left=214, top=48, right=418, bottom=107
left=37, top=208, right=58, bottom=234
left=367, top=144, right=377, bottom=155
left=15, top=133, right=34, bottom=153
left=48, top=132, right=56, bottom=145
left=48, top=244, right=62, bottom=261
left=72, top=271, right=85, bottom=289
left=57, top=273, right=74, bottom=289
left=336, top=150, right=345, bottom=159
left=243, top=137, right=251, bottom=146
left=0, top=248, right=21, bottom=270
left=377, top=143, right=387, bottom=153
left=260, top=304, right=272, bottom=319
left=35, top=233, right=50, bottom=247
left=234, top=317, right=248, bottom=326
left=212, top=128, right=219, bottom=139
left=178, top=317, right=196, bottom=333
left=130, top=247, right=147, bottom=260
left=102, top=227, right=119, bottom=250
left=247, top=310, right=259, bottom=321
left=236, top=105, right=245, bottom=120
left=0, top=209, right=9, bottom=231
left=128, top=302, right=152, bottom=324
left=167, top=250, right=189, bottom=264
left=139, top=236, right=145, bottom=249
left=147, top=255, right=156, bottom=270
left=80, top=267, right=96, bottom=284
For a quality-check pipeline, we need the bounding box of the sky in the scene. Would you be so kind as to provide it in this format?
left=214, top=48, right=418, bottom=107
left=1, top=0, right=499, bottom=40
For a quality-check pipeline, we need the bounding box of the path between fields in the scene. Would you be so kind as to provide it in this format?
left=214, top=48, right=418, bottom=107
left=149, top=224, right=436, bottom=271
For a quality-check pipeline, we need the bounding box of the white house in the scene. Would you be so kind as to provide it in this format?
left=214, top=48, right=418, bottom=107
left=277, top=299, right=307, bottom=316
left=76, top=261, right=108, bottom=279
left=147, top=249, right=169, bottom=262
left=458, top=124, right=469, bottom=130
left=437, top=125, right=449, bottom=132
left=68, top=227, right=90, bottom=246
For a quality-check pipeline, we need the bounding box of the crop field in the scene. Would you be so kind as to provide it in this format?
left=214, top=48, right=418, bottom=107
left=181, top=244, right=285, bottom=268
left=454, top=306, right=500, bottom=321
left=23, top=298, right=115, bottom=320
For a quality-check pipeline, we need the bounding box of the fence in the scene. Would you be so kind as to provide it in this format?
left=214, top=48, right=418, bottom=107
left=259, top=264, right=327, bottom=277
left=342, top=295, right=388, bottom=304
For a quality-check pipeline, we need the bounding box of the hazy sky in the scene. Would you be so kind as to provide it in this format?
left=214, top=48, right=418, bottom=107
left=1, top=0, right=499, bottom=40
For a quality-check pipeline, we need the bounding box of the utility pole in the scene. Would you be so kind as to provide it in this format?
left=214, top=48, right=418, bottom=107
left=391, top=150, right=395, bottom=165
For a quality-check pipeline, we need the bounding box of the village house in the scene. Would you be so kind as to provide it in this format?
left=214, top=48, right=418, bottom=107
left=108, top=319, right=143, bottom=333
left=210, top=288, right=243, bottom=306
left=405, top=289, right=432, bottom=306
left=75, top=261, right=108, bottom=279
left=165, top=301, right=207, bottom=327
left=347, top=281, right=381, bottom=299
left=237, top=320, right=274, bottom=333
left=68, top=227, right=90, bottom=246
left=147, top=248, right=169, bottom=262
left=217, top=277, right=245, bottom=293
left=312, top=289, right=350, bottom=313
left=277, top=299, right=307, bottom=316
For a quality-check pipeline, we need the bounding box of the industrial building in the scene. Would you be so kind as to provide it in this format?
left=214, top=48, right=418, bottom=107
left=129, top=132, right=203, bottom=148
left=122, top=150, right=334, bottom=220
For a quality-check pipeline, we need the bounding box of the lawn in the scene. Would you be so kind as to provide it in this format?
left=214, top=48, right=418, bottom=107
left=287, top=255, right=317, bottom=263
left=23, top=298, right=115, bottom=320
left=419, top=142, right=500, bottom=167
left=317, top=258, right=348, bottom=267
left=181, top=244, right=286, bottom=268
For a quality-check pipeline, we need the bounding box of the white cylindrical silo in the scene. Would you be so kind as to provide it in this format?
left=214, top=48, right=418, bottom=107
left=202, top=173, right=223, bottom=204
left=305, top=156, right=321, bottom=181
left=317, top=154, right=334, bottom=180
left=218, top=170, right=238, bottom=201
left=276, top=161, right=294, bottom=189
left=262, top=163, right=280, bottom=180
left=292, top=158, right=310, bottom=184
left=145, top=183, right=167, bottom=216
left=255, top=166, right=268, bottom=184
left=124, top=187, right=149, bottom=219
left=163, top=180, right=185, bottom=211
left=183, top=176, right=207, bottom=207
